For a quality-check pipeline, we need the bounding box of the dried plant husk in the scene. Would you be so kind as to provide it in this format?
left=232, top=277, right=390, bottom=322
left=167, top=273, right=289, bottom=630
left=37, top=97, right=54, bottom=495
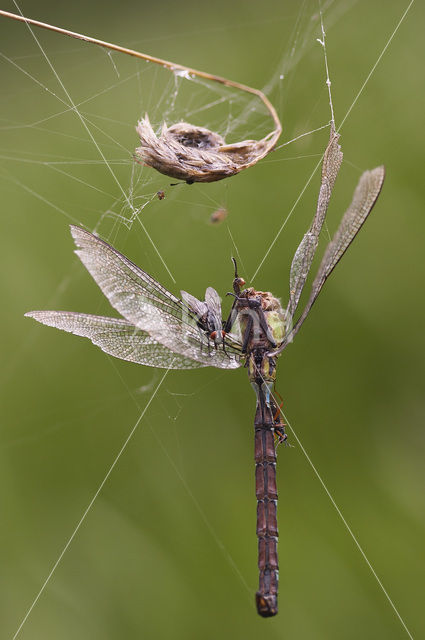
left=0, top=11, right=282, bottom=184
left=135, top=116, right=277, bottom=184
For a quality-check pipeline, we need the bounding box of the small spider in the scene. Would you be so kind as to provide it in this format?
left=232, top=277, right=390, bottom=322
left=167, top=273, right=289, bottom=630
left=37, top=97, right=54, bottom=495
left=210, top=207, right=228, bottom=224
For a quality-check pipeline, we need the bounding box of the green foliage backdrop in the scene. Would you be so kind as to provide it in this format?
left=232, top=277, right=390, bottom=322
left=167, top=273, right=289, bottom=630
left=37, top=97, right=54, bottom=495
left=0, top=1, right=424, bottom=638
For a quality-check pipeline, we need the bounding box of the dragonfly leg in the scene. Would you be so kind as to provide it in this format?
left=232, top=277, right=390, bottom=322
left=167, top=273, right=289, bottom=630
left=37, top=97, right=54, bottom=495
left=271, top=392, right=288, bottom=446
left=231, top=257, right=246, bottom=295
left=241, top=314, right=253, bottom=354
left=257, top=307, right=276, bottom=348
left=224, top=297, right=238, bottom=333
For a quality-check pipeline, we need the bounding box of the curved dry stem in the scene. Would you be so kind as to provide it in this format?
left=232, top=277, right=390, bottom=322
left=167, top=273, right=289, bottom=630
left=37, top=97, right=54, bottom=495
left=0, top=10, right=282, bottom=183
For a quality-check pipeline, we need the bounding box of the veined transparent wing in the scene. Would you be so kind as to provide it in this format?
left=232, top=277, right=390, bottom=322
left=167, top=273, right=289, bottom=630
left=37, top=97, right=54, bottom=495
left=71, top=225, right=184, bottom=320
left=36, top=227, right=242, bottom=369
left=180, top=290, right=209, bottom=320
left=204, top=286, right=223, bottom=332
left=181, top=286, right=223, bottom=344
left=25, top=311, right=209, bottom=369
left=287, top=125, right=343, bottom=317
left=274, top=165, right=385, bottom=355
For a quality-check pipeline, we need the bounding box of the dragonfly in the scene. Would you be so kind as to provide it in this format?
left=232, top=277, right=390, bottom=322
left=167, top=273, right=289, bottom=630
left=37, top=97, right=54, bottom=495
left=25, top=125, right=385, bottom=618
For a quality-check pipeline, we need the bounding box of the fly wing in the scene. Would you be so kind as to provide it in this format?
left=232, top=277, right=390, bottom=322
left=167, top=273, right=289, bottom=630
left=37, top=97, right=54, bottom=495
left=204, top=286, right=223, bottom=332
left=180, top=290, right=208, bottom=320
left=288, top=125, right=343, bottom=317
left=25, top=311, right=208, bottom=369
left=274, top=165, right=385, bottom=355
left=69, top=226, right=241, bottom=369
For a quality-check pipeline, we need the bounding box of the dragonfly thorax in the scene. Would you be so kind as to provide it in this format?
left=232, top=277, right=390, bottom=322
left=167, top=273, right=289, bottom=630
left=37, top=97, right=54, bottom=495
left=235, top=288, right=287, bottom=353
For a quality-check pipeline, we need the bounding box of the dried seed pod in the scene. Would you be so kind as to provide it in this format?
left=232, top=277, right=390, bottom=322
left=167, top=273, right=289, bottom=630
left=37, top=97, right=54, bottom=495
left=136, top=116, right=277, bottom=184
left=0, top=11, right=282, bottom=185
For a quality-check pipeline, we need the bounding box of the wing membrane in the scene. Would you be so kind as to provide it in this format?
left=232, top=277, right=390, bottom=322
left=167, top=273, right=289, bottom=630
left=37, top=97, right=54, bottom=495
left=180, top=290, right=208, bottom=319
left=204, top=286, right=223, bottom=332
left=70, top=226, right=241, bottom=369
left=274, top=165, right=385, bottom=354
left=25, top=311, right=209, bottom=369
left=288, top=125, right=343, bottom=316
left=71, top=225, right=182, bottom=320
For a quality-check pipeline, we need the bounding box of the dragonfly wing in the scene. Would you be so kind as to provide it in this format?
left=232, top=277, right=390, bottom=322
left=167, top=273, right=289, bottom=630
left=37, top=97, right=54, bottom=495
left=275, top=165, right=385, bottom=354
left=288, top=125, right=343, bottom=317
left=70, top=227, right=241, bottom=369
left=311, top=166, right=385, bottom=282
left=25, top=311, right=208, bottom=369
left=71, top=225, right=182, bottom=321
left=144, top=304, right=241, bottom=368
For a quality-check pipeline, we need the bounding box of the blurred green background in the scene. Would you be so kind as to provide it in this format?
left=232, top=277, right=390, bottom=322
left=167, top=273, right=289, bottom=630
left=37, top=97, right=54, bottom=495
left=0, top=1, right=424, bottom=638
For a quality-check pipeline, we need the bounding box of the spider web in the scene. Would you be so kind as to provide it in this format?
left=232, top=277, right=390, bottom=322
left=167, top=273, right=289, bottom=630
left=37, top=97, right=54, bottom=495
left=0, top=1, right=418, bottom=638
left=0, top=1, right=349, bottom=249
left=0, top=22, right=280, bottom=241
